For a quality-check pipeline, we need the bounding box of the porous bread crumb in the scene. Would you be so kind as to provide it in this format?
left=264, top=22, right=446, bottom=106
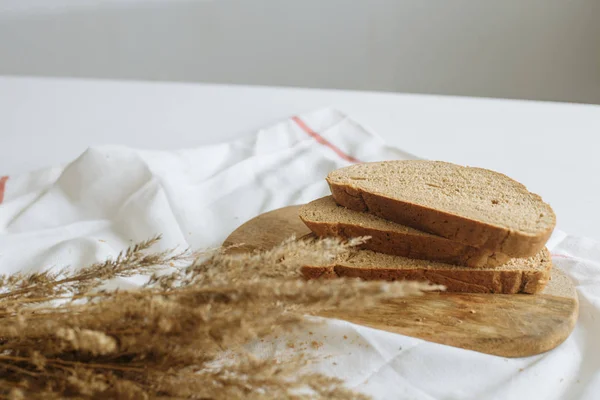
left=327, top=160, right=555, bottom=234
left=327, top=160, right=556, bottom=257
left=299, top=196, right=511, bottom=268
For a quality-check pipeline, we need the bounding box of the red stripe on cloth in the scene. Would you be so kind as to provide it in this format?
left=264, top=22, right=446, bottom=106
left=0, top=176, right=8, bottom=204
left=292, top=116, right=361, bottom=163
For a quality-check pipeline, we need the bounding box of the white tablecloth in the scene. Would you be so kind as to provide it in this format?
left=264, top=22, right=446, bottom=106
left=1, top=108, right=598, bottom=399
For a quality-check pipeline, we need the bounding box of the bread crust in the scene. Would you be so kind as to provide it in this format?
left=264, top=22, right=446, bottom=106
left=328, top=180, right=554, bottom=258
left=300, top=209, right=510, bottom=268
left=301, top=248, right=552, bottom=294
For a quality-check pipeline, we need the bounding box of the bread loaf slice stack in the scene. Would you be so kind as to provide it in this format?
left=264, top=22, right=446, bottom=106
left=299, top=160, right=556, bottom=294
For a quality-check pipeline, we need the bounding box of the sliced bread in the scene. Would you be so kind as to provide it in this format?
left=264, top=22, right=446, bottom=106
left=299, top=196, right=510, bottom=268
left=301, top=247, right=552, bottom=294
left=327, top=160, right=555, bottom=258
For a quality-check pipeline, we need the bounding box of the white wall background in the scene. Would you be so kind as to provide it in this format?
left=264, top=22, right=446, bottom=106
left=0, top=0, right=599, bottom=103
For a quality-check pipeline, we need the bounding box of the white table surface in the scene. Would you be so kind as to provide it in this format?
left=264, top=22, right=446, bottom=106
left=1, top=75, right=599, bottom=240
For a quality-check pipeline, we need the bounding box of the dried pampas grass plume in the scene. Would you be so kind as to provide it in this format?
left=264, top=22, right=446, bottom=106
left=0, top=235, right=435, bottom=399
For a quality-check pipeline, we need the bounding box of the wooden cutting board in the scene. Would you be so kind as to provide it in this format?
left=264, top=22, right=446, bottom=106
left=223, top=205, right=579, bottom=358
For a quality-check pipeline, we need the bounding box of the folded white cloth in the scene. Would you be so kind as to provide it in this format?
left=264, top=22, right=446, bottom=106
left=1, top=108, right=598, bottom=399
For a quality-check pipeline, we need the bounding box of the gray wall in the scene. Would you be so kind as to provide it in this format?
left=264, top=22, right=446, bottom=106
left=1, top=0, right=599, bottom=103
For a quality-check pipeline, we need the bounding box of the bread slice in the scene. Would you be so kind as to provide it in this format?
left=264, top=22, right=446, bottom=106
left=327, top=160, right=555, bottom=258
left=301, top=247, right=552, bottom=294
left=299, top=196, right=510, bottom=268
